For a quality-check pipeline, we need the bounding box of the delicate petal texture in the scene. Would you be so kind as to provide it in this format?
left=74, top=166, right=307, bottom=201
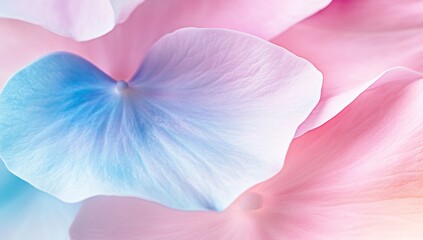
left=0, top=0, right=330, bottom=86
left=109, top=0, right=145, bottom=23
left=0, top=0, right=330, bottom=41
left=0, top=0, right=145, bottom=41
left=0, top=161, right=79, bottom=240
left=71, top=69, right=423, bottom=239
left=0, top=20, right=79, bottom=86
left=0, top=29, right=322, bottom=211
left=155, top=0, right=332, bottom=40
left=272, top=0, right=423, bottom=136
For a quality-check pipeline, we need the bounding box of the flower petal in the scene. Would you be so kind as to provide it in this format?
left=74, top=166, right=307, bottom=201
left=0, top=0, right=330, bottom=86
left=0, top=0, right=330, bottom=41
left=0, top=161, right=79, bottom=240
left=158, top=0, right=332, bottom=39
left=0, top=28, right=322, bottom=211
left=255, top=68, right=423, bottom=238
left=0, top=0, right=145, bottom=41
left=272, top=0, right=423, bottom=136
left=71, top=68, right=423, bottom=239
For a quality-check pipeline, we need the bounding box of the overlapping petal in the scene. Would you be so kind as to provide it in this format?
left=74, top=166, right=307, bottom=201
left=0, top=0, right=144, bottom=41
left=0, top=28, right=322, bottom=211
left=70, top=68, right=423, bottom=239
left=0, top=0, right=330, bottom=41
left=0, top=0, right=331, bottom=87
left=0, top=161, right=79, bottom=240
left=272, top=0, right=423, bottom=136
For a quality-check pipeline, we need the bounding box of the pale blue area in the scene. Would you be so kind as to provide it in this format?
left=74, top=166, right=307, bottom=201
left=0, top=160, right=79, bottom=240
left=0, top=29, right=321, bottom=211
left=0, top=160, right=27, bottom=206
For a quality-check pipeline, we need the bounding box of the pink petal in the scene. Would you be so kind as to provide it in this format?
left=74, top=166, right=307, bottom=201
left=0, top=0, right=330, bottom=86
left=272, top=0, right=423, bottom=136
left=70, top=68, right=423, bottom=239
left=0, top=0, right=145, bottom=41
left=0, top=0, right=330, bottom=41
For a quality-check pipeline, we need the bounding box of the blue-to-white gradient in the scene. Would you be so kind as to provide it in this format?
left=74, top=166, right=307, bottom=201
left=0, top=161, right=79, bottom=240
left=0, top=29, right=322, bottom=211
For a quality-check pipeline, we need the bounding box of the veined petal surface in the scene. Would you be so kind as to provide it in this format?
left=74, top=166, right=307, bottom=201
left=0, top=28, right=322, bottom=211
left=70, top=68, right=423, bottom=240
left=0, top=0, right=330, bottom=88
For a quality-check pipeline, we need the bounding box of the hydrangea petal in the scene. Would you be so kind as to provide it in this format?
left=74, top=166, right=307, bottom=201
left=0, top=28, right=322, bottom=211
left=70, top=68, right=423, bottom=240
left=0, top=0, right=330, bottom=87
left=272, top=0, right=423, bottom=136
left=0, top=161, right=79, bottom=240
left=0, top=0, right=145, bottom=41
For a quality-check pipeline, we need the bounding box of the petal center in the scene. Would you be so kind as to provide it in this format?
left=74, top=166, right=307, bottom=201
left=116, top=80, right=129, bottom=90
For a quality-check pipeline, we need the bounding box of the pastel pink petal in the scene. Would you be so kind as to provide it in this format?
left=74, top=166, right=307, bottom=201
left=0, top=0, right=145, bottom=41
left=254, top=68, right=423, bottom=239
left=272, top=0, right=423, bottom=136
left=70, top=68, right=423, bottom=239
left=0, top=20, right=80, bottom=88
left=0, top=0, right=330, bottom=41
left=0, top=0, right=331, bottom=87
left=161, top=0, right=332, bottom=40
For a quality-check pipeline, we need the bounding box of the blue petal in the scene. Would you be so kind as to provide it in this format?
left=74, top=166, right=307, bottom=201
left=0, top=161, right=79, bottom=239
left=0, top=29, right=322, bottom=211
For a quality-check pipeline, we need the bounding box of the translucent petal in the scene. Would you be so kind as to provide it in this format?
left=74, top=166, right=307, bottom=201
left=71, top=68, right=423, bottom=240
left=0, top=0, right=145, bottom=41
left=273, top=0, right=423, bottom=136
left=0, top=0, right=330, bottom=41
left=0, top=0, right=330, bottom=86
left=0, top=28, right=322, bottom=211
